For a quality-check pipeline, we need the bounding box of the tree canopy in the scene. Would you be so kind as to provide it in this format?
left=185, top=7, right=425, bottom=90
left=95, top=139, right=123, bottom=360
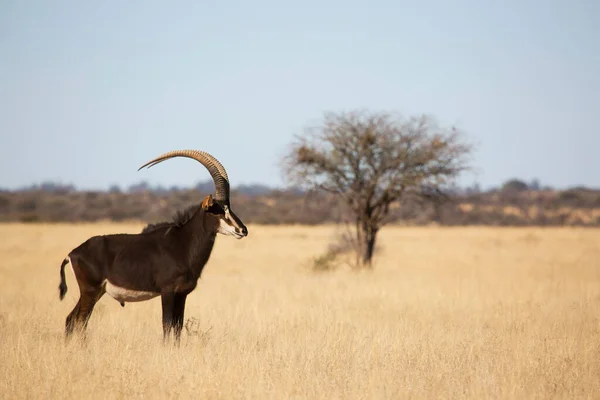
left=283, top=109, right=474, bottom=267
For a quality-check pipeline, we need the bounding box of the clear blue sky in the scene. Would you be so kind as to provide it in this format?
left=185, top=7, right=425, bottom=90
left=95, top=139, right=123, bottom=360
left=1, top=0, right=598, bottom=191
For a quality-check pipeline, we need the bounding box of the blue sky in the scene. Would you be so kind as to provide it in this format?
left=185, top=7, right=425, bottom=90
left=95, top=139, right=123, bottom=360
left=1, top=0, right=598, bottom=191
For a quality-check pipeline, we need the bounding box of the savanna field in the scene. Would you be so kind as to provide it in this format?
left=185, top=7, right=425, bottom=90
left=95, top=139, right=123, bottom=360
left=0, top=223, right=598, bottom=399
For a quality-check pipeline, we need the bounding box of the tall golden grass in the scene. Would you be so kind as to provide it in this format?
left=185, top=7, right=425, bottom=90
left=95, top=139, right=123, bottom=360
left=0, top=223, right=598, bottom=399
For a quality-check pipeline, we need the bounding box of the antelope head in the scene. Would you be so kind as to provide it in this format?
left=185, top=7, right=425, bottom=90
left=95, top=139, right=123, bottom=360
left=138, top=149, right=249, bottom=239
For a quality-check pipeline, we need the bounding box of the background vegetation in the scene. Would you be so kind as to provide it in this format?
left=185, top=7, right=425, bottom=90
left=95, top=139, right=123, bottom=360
left=2, top=178, right=598, bottom=227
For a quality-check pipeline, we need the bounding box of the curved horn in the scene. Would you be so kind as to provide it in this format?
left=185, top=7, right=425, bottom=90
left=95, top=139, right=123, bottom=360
left=138, top=150, right=230, bottom=202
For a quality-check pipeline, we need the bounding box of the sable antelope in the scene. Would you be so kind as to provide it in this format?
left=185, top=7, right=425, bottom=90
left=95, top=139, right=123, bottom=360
left=57, top=150, right=248, bottom=343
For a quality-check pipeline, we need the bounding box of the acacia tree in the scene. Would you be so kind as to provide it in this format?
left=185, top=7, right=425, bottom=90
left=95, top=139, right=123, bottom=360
left=282, top=109, right=474, bottom=268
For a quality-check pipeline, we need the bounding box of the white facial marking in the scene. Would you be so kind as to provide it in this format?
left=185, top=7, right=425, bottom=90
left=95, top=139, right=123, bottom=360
left=217, top=206, right=245, bottom=238
left=104, top=280, right=160, bottom=303
left=218, top=217, right=238, bottom=236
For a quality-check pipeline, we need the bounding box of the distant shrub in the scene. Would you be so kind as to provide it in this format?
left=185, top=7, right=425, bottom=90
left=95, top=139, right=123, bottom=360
left=312, top=251, right=339, bottom=272
left=20, top=213, right=40, bottom=223
left=501, top=179, right=529, bottom=192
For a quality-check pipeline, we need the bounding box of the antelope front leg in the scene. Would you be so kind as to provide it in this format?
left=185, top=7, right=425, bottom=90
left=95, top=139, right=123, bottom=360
left=161, top=292, right=175, bottom=343
left=172, top=293, right=188, bottom=345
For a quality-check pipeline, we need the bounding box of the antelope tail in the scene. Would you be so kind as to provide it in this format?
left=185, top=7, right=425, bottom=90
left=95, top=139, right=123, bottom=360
left=58, top=257, right=69, bottom=300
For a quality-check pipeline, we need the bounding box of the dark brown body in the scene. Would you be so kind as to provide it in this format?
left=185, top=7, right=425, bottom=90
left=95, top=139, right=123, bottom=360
left=59, top=197, right=246, bottom=343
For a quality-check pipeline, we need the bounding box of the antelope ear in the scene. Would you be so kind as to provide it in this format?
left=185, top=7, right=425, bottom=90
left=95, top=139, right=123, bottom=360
left=201, top=194, right=214, bottom=210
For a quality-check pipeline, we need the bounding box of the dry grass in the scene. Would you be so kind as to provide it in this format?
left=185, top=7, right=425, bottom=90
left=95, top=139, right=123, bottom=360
left=0, top=223, right=599, bottom=399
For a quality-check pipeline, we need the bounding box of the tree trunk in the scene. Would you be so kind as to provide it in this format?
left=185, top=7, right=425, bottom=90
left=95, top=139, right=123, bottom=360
left=354, top=217, right=362, bottom=268
left=359, top=221, right=378, bottom=268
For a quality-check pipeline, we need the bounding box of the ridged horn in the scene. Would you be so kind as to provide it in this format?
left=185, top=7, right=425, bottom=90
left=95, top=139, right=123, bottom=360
left=138, top=150, right=230, bottom=202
